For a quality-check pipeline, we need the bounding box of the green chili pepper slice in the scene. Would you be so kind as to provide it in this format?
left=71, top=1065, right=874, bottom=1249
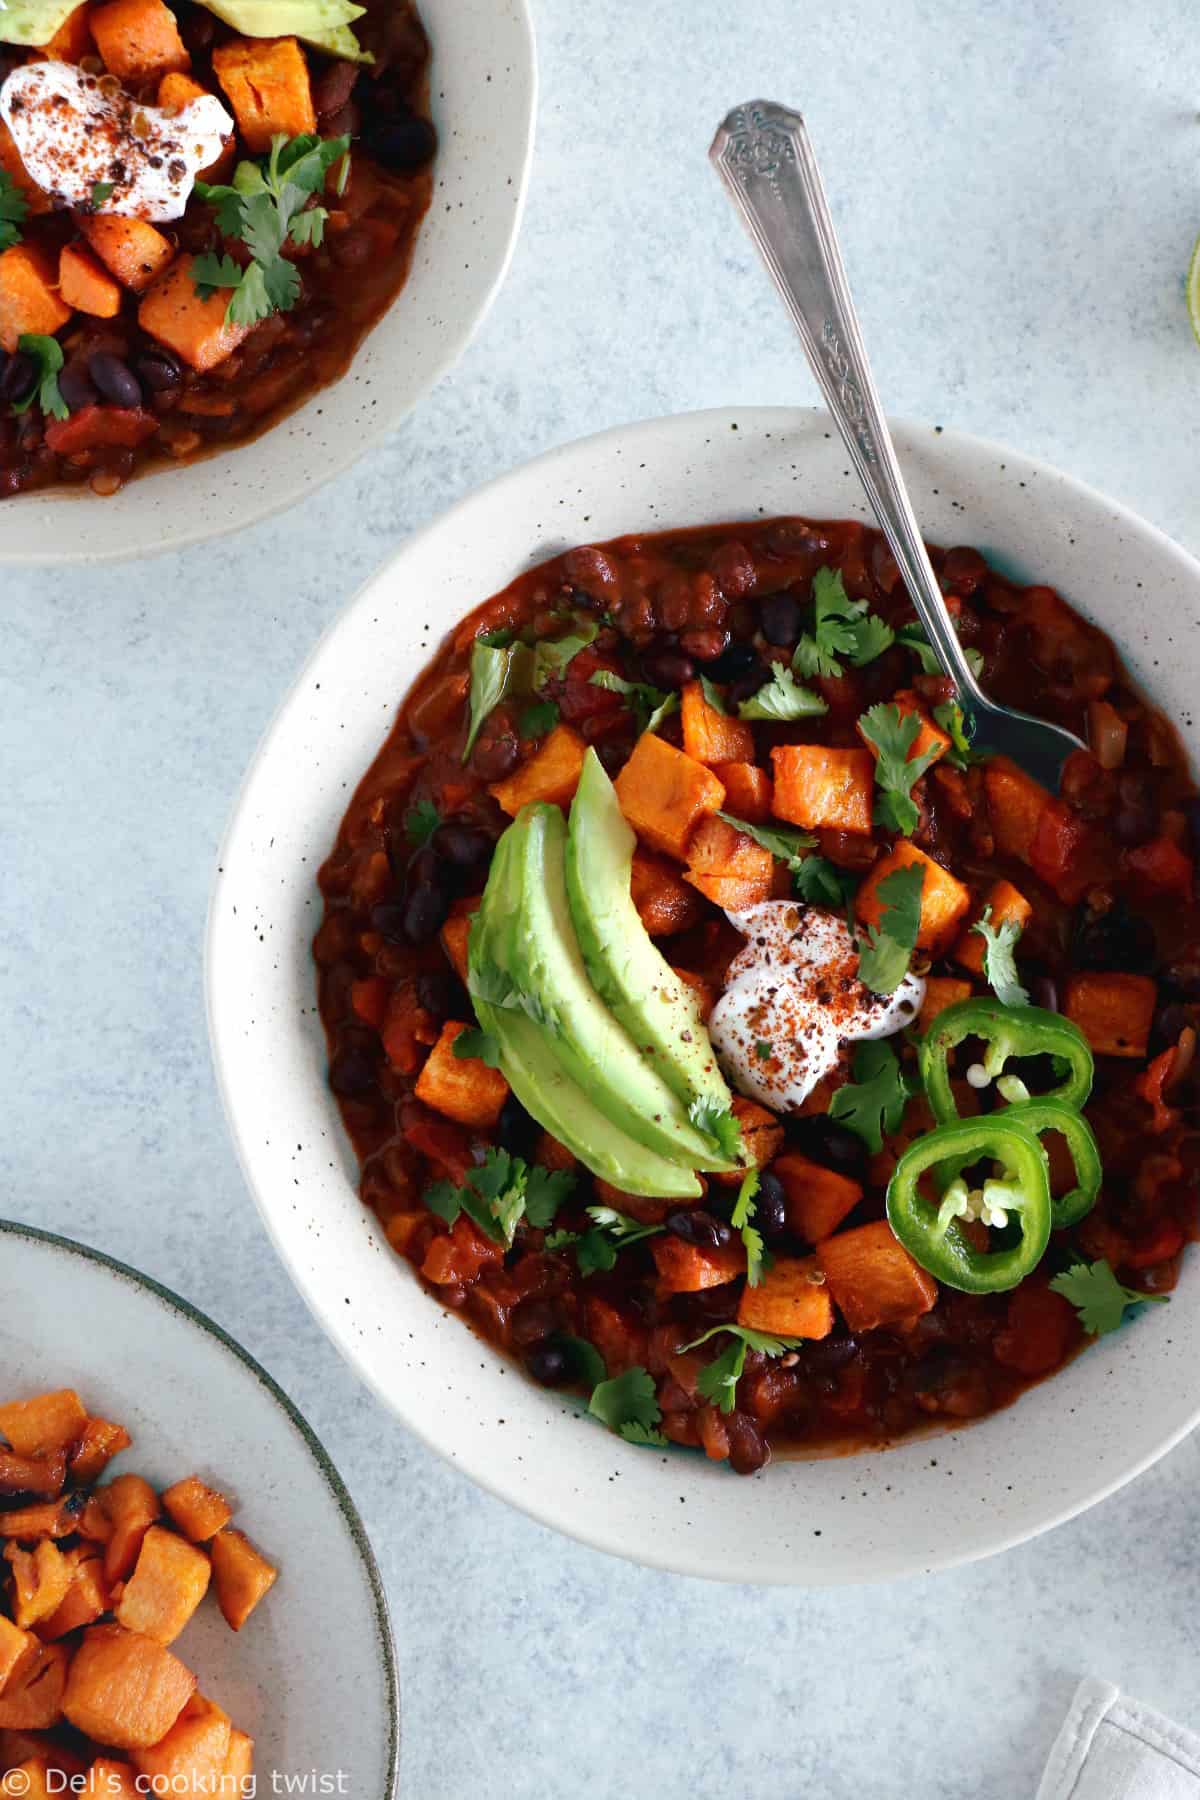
left=886, top=1115, right=1053, bottom=1294
left=1003, top=1096, right=1102, bottom=1229
left=920, top=998, right=1094, bottom=1124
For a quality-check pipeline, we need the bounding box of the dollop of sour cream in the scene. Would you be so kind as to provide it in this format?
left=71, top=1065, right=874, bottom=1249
left=709, top=902, right=925, bottom=1112
left=0, top=61, right=232, bottom=222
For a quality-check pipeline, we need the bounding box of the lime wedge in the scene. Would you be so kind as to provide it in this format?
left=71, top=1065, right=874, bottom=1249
left=1188, top=232, right=1200, bottom=347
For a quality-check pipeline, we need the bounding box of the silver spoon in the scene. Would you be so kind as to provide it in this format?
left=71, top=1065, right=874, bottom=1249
left=710, top=100, right=1084, bottom=791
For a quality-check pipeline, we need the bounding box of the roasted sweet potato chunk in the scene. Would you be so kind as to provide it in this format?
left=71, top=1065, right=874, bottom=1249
left=651, top=1238, right=745, bottom=1294
left=413, top=1020, right=508, bottom=1130
left=0, top=1392, right=86, bottom=1460
left=1064, top=972, right=1156, bottom=1059
left=212, top=36, right=315, bottom=152
left=58, top=246, right=123, bottom=322
left=773, top=1153, right=861, bottom=1244
left=82, top=217, right=174, bottom=296
left=736, top=1256, right=835, bottom=1337
left=629, top=850, right=703, bottom=936
left=817, top=1220, right=938, bottom=1332
left=488, top=724, right=587, bottom=815
left=0, top=1640, right=68, bottom=1730
left=4, top=1542, right=71, bottom=1631
left=208, top=1531, right=277, bottom=1633
left=115, top=1527, right=211, bottom=1646
left=160, top=1478, right=232, bottom=1545
left=856, top=841, right=970, bottom=955
left=63, top=1626, right=195, bottom=1750
left=614, top=733, right=725, bottom=860
left=69, top=1420, right=131, bottom=1487
left=708, top=1097, right=783, bottom=1187
left=90, top=0, right=190, bottom=83
left=680, top=680, right=755, bottom=765
left=131, top=1695, right=232, bottom=1795
left=954, top=879, right=1032, bottom=975
left=39, top=1548, right=109, bottom=1641
left=0, top=244, right=71, bottom=352
left=99, top=1475, right=160, bottom=1585
left=771, top=745, right=875, bottom=834
left=138, top=256, right=252, bottom=370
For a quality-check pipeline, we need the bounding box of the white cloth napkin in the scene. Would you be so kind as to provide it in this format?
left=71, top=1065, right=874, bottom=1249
left=1038, top=1681, right=1200, bottom=1799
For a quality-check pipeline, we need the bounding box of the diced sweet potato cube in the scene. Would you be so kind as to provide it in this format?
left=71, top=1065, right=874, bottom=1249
left=4, top=1542, right=71, bottom=1630
left=158, top=73, right=235, bottom=179
left=0, top=1498, right=76, bottom=1540
left=651, top=1237, right=745, bottom=1293
left=817, top=1220, right=938, bottom=1332
left=439, top=907, right=475, bottom=983
left=684, top=872, right=776, bottom=911
left=160, top=1477, right=232, bottom=1545
left=709, top=1097, right=784, bottom=1187
left=63, top=1627, right=195, bottom=1750
left=771, top=745, right=874, bottom=833
left=715, top=761, right=772, bottom=822
left=680, top=681, right=755, bottom=765
left=70, top=1418, right=131, bottom=1486
left=115, top=1527, right=211, bottom=1646
left=671, top=967, right=717, bottom=1022
left=954, top=879, right=1032, bottom=975
left=413, top=1020, right=508, bottom=1130
left=736, top=1255, right=835, bottom=1337
left=419, top=1213, right=502, bottom=1287
left=984, top=757, right=1050, bottom=862
left=1, top=1759, right=53, bottom=1800
left=39, top=1548, right=109, bottom=1640
left=1064, top=972, right=1156, bottom=1058
left=132, top=1695, right=231, bottom=1794
left=0, top=1618, right=32, bottom=1695
left=629, top=850, right=703, bottom=936
left=212, top=36, right=316, bottom=152
left=0, top=244, right=71, bottom=353
left=918, top=976, right=973, bottom=1033
left=489, top=723, right=587, bottom=815
left=138, top=255, right=252, bottom=370
left=58, top=245, right=123, bottom=320
left=684, top=816, right=773, bottom=908
left=614, top=733, right=726, bottom=860
left=40, top=2, right=93, bottom=60
left=856, top=840, right=971, bottom=955
left=0, top=1449, right=65, bottom=1501
left=858, top=689, right=951, bottom=767
left=82, top=217, right=174, bottom=295
left=773, top=1153, right=862, bottom=1243
left=100, top=1474, right=160, bottom=1585
left=78, top=1497, right=114, bottom=1544
left=90, top=0, right=190, bottom=83
left=0, top=1391, right=86, bottom=1458
left=208, top=1530, right=277, bottom=1632
left=0, top=1640, right=68, bottom=1730
left=85, top=1762, right=140, bottom=1800
left=0, top=122, right=51, bottom=217
left=224, top=1729, right=254, bottom=1795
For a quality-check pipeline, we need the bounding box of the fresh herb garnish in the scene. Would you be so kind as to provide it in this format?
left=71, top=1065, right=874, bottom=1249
left=425, top=1149, right=574, bottom=1247
left=90, top=180, right=114, bottom=209
left=699, top=673, right=728, bottom=715
left=828, top=1038, right=915, bottom=1153
left=687, top=1099, right=743, bottom=1162
left=717, top=813, right=816, bottom=872
left=933, top=699, right=979, bottom=769
left=855, top=861, right=925, bottom=994
left=404, top=799, right=441, bottom=847
left=532, top=621, right=598, bottom=689
left=896, top=622, right=985, bottom=680
left=682, top=1325, right=803, bottom=1414
left=755, top=1040, right=773, bottom=1061
left=731, top=1169, right=767, bottom=1287
left=573, top=1205, right=664, bottom=1276
left=1049, top=1260, right=1169, bottom=1336
left=589, top=669, right=675, bottom=733
left=555, top=1334, right=606, bottom=1386
left=793, top=855, right=858, bottom=910
left=451, top=1026, right=502, bottom=1069
left=737, top=664, right=828, bottom=722
left=525, top=1166, right=577, bottom=1229
left=858, top=702, right=942, bottom=836
left=0, top=169, right=27, bottom=252
left=194, top=132, right=350, bottom=326
left=972, top=905, right=1030, bottom=1009
left=587, top=1367, right=666, bottom=1443
left=793, top=566, right=895, bottom=678
left=462, top=634, right=528, bottom=761
left=12, top=334, right=67, bottom=420
left=519, top=699, right=560, bottom=739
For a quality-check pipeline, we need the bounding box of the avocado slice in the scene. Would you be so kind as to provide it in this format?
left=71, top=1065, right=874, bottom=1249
left=468, top=829, right=702, bottom=1198
left=197, top=1, right=372, bottom=63
left=566, top=749, right=735, bottom=1120
left=0, top=1, right=82, bottom=46
left=504, top=804, right=733, bottom=1171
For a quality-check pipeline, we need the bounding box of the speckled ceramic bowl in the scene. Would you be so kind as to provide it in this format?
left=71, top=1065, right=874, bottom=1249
left=207, top=407, right=1200, bottom=1585
left=1, top=0, right=536, bottom=564
left=0, top=1220, right=398, bottom=1789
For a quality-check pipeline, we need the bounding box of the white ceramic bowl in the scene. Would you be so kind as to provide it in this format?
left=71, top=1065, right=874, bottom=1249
left=0, top=0, right=536, bottom=565
left=0, top=1219, right=397, bottom=1790
left=207, top=407, right=1200, bottom=1585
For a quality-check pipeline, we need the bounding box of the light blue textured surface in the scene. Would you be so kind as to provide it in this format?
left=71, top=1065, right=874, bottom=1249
left=3, top=3, right=1200, bottom=1796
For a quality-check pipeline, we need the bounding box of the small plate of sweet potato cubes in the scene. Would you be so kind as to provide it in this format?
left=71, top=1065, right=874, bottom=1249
left=0, top=1220, right=398, bottom=1798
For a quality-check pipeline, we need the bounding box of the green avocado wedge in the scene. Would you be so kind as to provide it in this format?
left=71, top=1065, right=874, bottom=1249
left=196, top=1, right=372, bottom=62
left=507, top=804, right=735, bottom=1170
left=566, top=749, right=734, bottom=1119
left=0, top=1, right=81, bottom=46
left=467, top=829, right=702, bottom=1198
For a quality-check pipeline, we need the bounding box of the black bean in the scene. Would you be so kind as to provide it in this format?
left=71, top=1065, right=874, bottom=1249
left=790, top=1118, right=868, bottom=1180
left=665, top=1209, right=732, bottom=1249
left=407, top=843, right=442, bottom=886
left=365, top=112, right=437, bottom=172
left=1112, top=772, right=1157, bottom=847
left=89, top=352, right=143, bottom=409
left=726, top=661, right=772, bottom=706
left=496, top=1094, right=538, bottom=1159
left=726, top=1411, right=769, bottom=1476
left=0, top=349, right=35, bottom=405
left=435, top=823, right=491, bottom=867
left=753, top=1171, right=790, bottom=1246
left=471, top=730, right=520, bottom=783
left=58, top=362, right=97, bottom=412
left=759, top=592, right=803, bottom=646
left=134, top=348, right=182, bottom=394
left=403, top=883, right=449, bottom=943
left=701, top=640, right=759, bottom=682
left=525, top=1342, right=570, bottom=1386
left=370, top=902, right=408, bottom=943
left=511, top=1297, right=560, bottom=1348
left=415, top=970, right=460, bottom=1019
left=640, top=647, right=695, bottom=689
left=1071, top=899, right=1157, bottom=974
left=1030, top=974, right=1059, bottom=1014
left=329, top=1043, right=378, bottom=1098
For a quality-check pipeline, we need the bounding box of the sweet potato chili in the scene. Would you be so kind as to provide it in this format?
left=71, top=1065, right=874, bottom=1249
left=0, top=1, right=434, bottom=498
left=315, top=517, right=1200, bottom=1476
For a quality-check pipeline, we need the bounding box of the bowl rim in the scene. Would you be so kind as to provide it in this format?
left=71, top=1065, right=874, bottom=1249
left=0, top=1215, right=401, bottom=1781
left=0, top=0, right=539, bottom=567
left=206, top=404, right=1200, bottom=1583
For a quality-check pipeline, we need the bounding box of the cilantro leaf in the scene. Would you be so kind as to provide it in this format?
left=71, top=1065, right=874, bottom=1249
left=192, top=250, right=245, bottom=300
left=897, top=622, right=985, bottom=680
left=793, top=567, right=895, bottom=678
left=645, top=691, right=680, bottom=733
left=828, top=1038, right=915, bottom=1153
left=422, top=1149, right=573, bottom=1248
left=737, top=665, right=828, bottom=722
left=698, top=673, right=728, bottom=714
left=574, top=1229, right=618, bottom=1276
left=404, top=799, right=441, bottom=847
left=589, top=668, right=674, bottom=734
left=618, top=1421, right=669, bottom=1446
left=519, top=699, right=559, bottom=739
left=972, top=905, right=1030, bottom=1008
left=13, top=334, right=67, bottom=421
left=858, top=702, right=942, bottom=836
left=1049, top=1260, right=1169, bottom=1336
left=588, top=1367, right=662, bottom=1435
left=586, top=1205, right=661, bottom=1243
left=555, top=1334, right=606, bottom=1386
left=287, top=204, right=329, bottom=249
left=524, top=1165, right=576, bottom=1229
left=755, top=1040, right=773, bottom=1062
left=572, top=1205, right=663, bottom=1276
left=687, top=1099, right=743, bottom=1162
left=260, top=251, right=302, bottom=315
left=731, top=1169, right=767, bottom=1287
left=0, top=170, right=27, bottom=253
left=462, top=635, right=531, bottom=761
left=855, top=861, right=925, bottom=994
left=682, top=1324, right=804, bottom=1414
left=423, top=1179, right=461, bottom=1224
left=849, top=611, right=897, bottom=666
left=932, top=699, right=979, bottom=769
left=532, top=621, right=598, bottom=689
left=793, top=855, right=857, bottom=910
left=717, top=813, right=815, bottom=871
left=90, top=180, right=114, bottom=209
left=451, top=1026, right=502, bottom=1069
